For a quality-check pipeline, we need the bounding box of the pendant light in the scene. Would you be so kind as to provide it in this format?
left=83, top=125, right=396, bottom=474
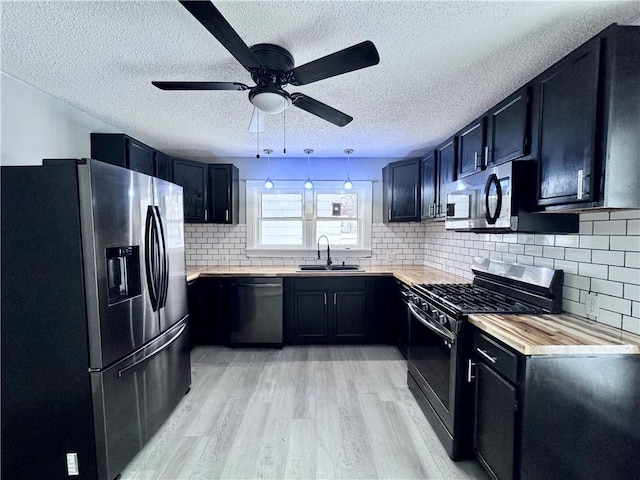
left=263, top=149, right=274, bottom=189
left=343, top=148, right=354, bottom=190
left=304, top=149, right=314, bottom=190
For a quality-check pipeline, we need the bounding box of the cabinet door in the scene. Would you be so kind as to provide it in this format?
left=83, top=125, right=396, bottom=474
left=128, top=140, right=155, bottom=176
left=209, top=164, right=239, bottom=224
left=487, top=87, right=529, bottom=167
left=421, top=151, right=437, bottom=220
left=474, top=362, right=516, bottom=480
left=537, top=40, right=600, bottom=206
left=333, top=290, right=367, bottom=343
left=154, top=151, right=172, bottom=181
left=458, top=118, right=486, bottom=178
left=388, top=158, right=421, bottom=222
left=293, top=291, right=329, bottom=344
left=436, top=138, right=456, bottom=217
left=172, top=158, right=207, bottom=223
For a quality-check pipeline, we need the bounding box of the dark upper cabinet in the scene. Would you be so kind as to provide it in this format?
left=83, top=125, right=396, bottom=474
left=171, top=159, right=239, bottom=224
left=171, top=158, right=208, bottom=223
left=154, top=151, right=172, bottom=181
left=457, top=118, right=486, bottom=178
left=90, top=133, right=155, bottom=176
left=534, top=25, right=640, bottom=210
left=383, top=158, right=421, bottom=223
left=436, top=137, right=457, bottom=218
left=487, top=86, right=530, bottom=167
left=420, top=151, right=437, bottom=220
left=208, top=164, right=239, bottom=224
left=535, top=39, right=600, bottom=207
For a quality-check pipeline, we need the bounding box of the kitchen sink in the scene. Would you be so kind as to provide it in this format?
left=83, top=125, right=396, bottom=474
left=297, top=264, right=363, bottom=272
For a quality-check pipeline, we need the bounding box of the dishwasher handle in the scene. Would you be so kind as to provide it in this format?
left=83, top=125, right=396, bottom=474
left=233, top=283, right=283, bottom=288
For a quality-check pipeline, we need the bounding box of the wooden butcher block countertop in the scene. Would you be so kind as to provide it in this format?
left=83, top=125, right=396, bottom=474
left=469, top=313, right=640, bottom=356
left=186, top=264, right=468, bottom=286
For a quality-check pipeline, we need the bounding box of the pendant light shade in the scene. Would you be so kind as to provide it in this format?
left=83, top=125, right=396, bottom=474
left=304, top=149, right=314, bottom=190
left=343, top=148, right=354, bottom=189
left=263, top=149, right=274, bottom=189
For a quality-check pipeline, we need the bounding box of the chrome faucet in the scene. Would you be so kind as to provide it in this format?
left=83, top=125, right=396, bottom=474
left=317, top=235, right=332, bottom=266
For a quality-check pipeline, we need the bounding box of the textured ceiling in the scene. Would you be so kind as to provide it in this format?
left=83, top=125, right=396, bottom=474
left=2, top=1, right=640, bottom=160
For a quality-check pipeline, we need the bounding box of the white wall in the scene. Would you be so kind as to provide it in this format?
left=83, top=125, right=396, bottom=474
left=1, top=72, right=118, bottom=165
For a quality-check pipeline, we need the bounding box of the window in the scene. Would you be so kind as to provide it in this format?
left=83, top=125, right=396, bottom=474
left=246, top=181, right=372, bottom=257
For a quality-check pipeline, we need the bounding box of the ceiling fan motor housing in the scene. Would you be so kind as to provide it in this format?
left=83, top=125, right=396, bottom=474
left=249, top=43, right=295, bottom=86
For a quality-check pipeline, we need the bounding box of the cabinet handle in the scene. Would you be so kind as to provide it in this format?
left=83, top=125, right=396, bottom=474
left=474, top=152, right=479, bottom=170
left=429, top=204, right=434, bottom=218
left=476, top=347, right=497, bottom=364
left=225, top=209, right=229, bottom=221
left=467, top=359, right=476, bottom=383
left=388, top=207, right=392, bottom=221
left=577, top=169, right=584, bottom=200
left=333, top=293, right=337, bottom=305
left=484, top=146, right=489, bottom=167
left=204, top=210, right=208, bottom=221
left=324, top=293, right=327, bottom=306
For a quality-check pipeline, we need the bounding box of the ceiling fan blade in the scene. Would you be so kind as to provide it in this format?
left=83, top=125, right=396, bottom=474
left=248, top=107, right=267, bottom=133
left=178, top=0, right=262, bottom=70
left=152, top=81, right=249, bottom=90
left=287, top=41, right=380, bottom=86
left=290, top=93, right=353, bottom=127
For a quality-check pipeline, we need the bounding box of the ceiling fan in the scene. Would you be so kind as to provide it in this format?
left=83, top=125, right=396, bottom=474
left=152, top=0, right=380, bottom=129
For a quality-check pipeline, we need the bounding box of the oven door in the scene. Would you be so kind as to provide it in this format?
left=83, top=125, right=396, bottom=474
left=407, top=302, right=458, bottom=434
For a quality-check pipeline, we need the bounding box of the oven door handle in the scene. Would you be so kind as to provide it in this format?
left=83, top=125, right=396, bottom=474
left=408, top=303, right=456, bottom=343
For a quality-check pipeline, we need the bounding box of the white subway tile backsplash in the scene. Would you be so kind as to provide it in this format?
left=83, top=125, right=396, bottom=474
left=593, top=220, right=626, bottom=235
left=624, top=284, right=640, bottom=302
left=591, top=250, right=625, bottom=266
left=554, top=260, right=578, bottom=275
left=598, top=294, right=632, bottom=316
left=543, top=246, right=564, bottom=259
left=598, top=309, right=622, bottom=329
left=564, top=273, right=591, bottom=291
left=579, top=221, right=593, bottom=235
left=609, top=266, right=640, bottom=285
left=554, top=235, right=580, bottom=248
left=565, top=248, right=591, bottom=263
left=534, top=234, right=555, bottom=246
left=578, top=262, right=608, bottom=280
left=626, top=219, right=640, bottom=235
left=622, top=316, right=640, bottom=335
left=610, top=210, right=640, bottom=220
left=581, top=211, right=610, bottom=221
left=579, top=235, right=609, bottom=250
left=610, top=236, right=640, bottom=252
left=591, top=278, right=624, bottom=297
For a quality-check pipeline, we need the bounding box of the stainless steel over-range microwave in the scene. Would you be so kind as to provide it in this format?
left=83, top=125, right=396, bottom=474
left=444, top=161, right=578, bottom=233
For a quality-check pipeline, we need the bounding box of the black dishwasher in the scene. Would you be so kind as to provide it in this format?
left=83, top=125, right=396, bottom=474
left=228, top=278, right=283, bottom=347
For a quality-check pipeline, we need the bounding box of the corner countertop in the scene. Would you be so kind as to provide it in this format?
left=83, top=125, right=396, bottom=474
left=469, top=313, right=640, bottom=355
left=185, top=264, right=469, bottom=286
left=185, top=264, right=640, bottom=356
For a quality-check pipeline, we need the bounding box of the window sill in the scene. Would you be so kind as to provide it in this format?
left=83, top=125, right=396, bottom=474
left=245, top=248, right=372, bottom=258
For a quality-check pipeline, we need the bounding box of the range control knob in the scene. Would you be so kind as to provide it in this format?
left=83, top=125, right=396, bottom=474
left=438, top=315, right=448, bottom=326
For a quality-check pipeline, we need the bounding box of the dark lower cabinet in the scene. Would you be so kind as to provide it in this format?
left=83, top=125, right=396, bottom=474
left=470, top=327, right=640, bottom=480
left=187, top=278, right=226, bottom=346
left=285, top=277, right=368, bottom=344
left=474, top=362, right=516, bottom=480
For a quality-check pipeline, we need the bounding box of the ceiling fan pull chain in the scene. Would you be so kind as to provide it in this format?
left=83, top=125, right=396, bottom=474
left=283, top=98, right=287, bottom=154
left=256, top=113, right=260, bottom=158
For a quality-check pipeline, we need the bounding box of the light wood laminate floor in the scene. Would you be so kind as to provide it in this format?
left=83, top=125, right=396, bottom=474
left=121, top=346, right=488, bottom=480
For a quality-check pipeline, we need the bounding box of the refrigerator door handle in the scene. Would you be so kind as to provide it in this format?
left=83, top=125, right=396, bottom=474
left=144, top=206, right=159, bottom=311
left=117, top=322, right=187, bottom=378
left=154, top=206, right=169, bottom=309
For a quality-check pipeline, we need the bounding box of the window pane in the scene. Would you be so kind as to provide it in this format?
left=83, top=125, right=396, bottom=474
left=316, top=220, right=358, bottom=245
left=261, top=193, right=303, bottom=218
left=260, top=220, right=303, bottom=245
left=316, top=193, right=358, bottom=218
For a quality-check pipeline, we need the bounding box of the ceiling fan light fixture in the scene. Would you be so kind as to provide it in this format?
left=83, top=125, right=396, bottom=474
left=249, top=86, right=291, bottom=114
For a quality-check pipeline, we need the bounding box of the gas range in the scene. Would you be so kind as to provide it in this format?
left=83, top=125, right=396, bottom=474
left=406, top=257, right=564, bottom=460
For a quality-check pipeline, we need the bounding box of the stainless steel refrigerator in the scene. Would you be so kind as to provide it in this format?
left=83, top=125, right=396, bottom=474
left=1, top=159, right=191, bottom=480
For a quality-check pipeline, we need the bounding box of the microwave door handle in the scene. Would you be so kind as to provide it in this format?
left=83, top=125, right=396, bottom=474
left=484, top=173, right=503, bottom=225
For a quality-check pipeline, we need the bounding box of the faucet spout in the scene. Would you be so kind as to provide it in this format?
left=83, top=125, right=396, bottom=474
left=317, top=235, right=332, bottom=266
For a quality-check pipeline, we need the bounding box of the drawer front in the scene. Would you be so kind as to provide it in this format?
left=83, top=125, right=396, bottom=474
left=473, top=331, right=518, bottom=383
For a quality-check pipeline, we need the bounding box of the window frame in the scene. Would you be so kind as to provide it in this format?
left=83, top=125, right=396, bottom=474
left=246, top=180, right=372, bottom=258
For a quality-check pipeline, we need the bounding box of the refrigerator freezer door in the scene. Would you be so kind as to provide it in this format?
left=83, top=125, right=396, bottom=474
left=91, top=317, right=191, bottom=480
left=154, top=178, right=188, bottom=332
left=79, top=160, right=160, bottom=369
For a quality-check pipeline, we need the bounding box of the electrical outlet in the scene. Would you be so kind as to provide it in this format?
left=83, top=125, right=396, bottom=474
left=386, top=253, right=394, bottom=262
left=586, top=292, right=599, bottom=318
